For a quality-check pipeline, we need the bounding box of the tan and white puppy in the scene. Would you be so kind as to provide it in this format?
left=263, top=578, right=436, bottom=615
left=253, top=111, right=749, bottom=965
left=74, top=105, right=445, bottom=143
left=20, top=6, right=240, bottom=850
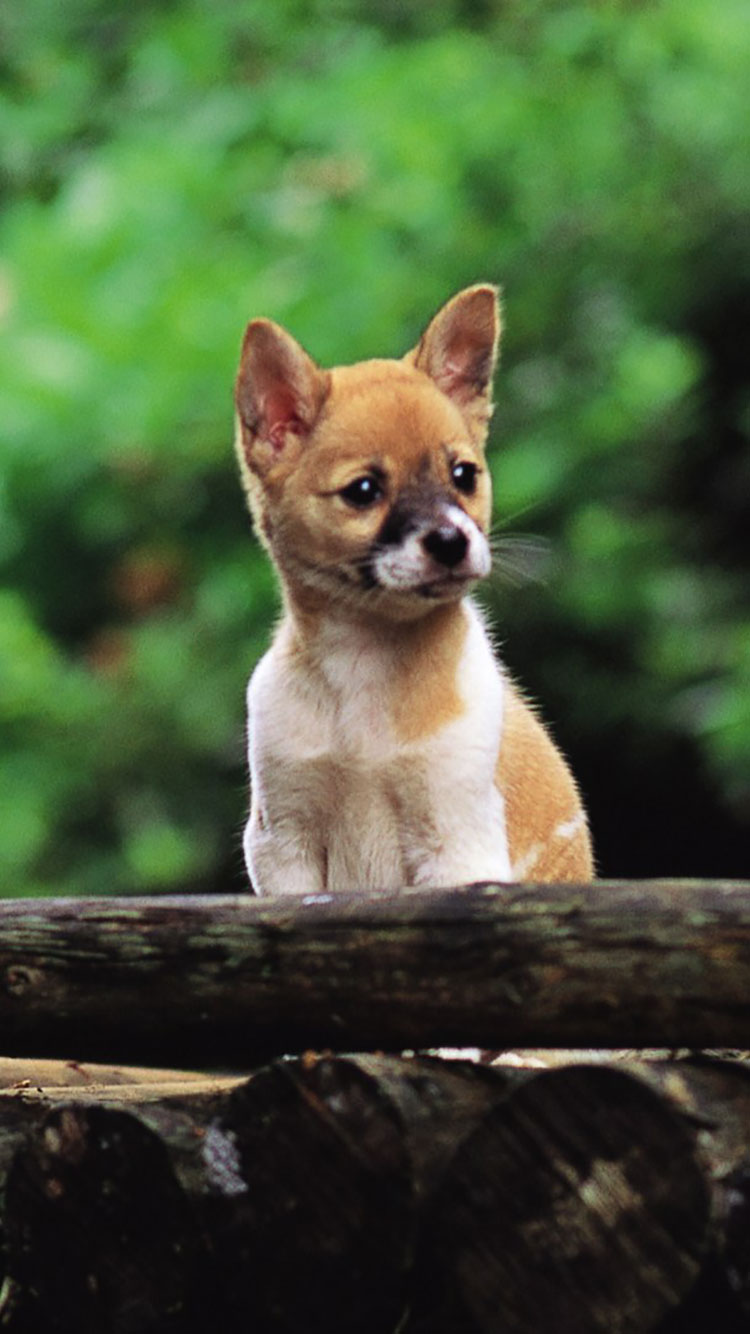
left=234, top=285, right=593, bottom=895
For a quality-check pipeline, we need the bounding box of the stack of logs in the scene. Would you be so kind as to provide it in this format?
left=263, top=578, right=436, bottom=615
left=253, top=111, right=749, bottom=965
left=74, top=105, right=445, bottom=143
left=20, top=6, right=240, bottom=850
left=1, top=1051, right=750, bottom=1332
left=1, top=884, right=750, bottom=1331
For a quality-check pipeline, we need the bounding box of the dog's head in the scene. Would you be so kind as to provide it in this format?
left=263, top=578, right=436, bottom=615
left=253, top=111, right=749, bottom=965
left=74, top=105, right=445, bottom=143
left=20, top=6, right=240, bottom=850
left=234, top=285, right=500, bottom=620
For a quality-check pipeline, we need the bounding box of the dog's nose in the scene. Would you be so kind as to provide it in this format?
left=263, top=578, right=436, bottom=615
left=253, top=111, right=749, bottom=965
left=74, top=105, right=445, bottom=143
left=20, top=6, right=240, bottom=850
left=422, top=523, right=469, bottom=568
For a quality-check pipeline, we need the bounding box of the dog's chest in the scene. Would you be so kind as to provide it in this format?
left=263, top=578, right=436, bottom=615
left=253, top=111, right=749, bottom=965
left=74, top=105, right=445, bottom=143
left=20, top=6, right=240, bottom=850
left=249, top=662, right=413, bottom=890
left=253, top=635, right=417, bottom=801
left=247, top=608, right=506, bottom=892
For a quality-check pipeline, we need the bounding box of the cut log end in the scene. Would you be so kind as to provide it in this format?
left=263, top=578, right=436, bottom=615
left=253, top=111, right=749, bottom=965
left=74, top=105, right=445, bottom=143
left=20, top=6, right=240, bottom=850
left=411, top=1065, right=711, bottom=1334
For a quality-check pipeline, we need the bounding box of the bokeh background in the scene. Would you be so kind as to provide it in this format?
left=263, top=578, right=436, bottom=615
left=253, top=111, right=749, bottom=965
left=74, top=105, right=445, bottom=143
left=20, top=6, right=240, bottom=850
left=1, top=0, right=748, bottom=896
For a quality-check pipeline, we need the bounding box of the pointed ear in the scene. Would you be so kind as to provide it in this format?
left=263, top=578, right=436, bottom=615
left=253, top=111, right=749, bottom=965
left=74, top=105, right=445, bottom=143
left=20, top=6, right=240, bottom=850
left=234, top=319, right=328, bottom=475
left=408, top=284, right=501, bottom=442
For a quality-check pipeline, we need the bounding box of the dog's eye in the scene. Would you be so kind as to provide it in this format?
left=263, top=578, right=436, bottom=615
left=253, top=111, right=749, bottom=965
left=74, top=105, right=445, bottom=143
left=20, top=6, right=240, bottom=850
left=339, top=476, right=383, bottom=508
left=451, top=461, right=478, bottom=495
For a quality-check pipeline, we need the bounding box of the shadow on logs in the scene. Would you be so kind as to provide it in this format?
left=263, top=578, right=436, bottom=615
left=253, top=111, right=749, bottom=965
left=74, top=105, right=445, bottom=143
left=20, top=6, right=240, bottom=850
left=4, top=1056, right=750, bottom=1332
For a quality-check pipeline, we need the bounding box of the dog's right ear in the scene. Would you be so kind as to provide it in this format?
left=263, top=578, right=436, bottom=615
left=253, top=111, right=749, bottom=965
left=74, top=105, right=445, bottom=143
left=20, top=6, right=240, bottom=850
left=235, top=319, right=329, bottom=475
left=408, top=284, right=501, bottom=446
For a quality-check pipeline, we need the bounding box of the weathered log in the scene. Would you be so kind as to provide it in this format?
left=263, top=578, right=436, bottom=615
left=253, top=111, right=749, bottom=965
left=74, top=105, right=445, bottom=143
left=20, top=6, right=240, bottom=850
left=0, top=1054, right=509, bottom=1333
left=0, top=1070, right=247, bottom=1332
left=208, top=1052, right=510, bottom=1333
left=0, top=1056, right=235, bottom=1091
left=5, top=1056, right=750, bottom=1331
left=493, top=1051, right=750, bottom=1326
left=0, top=1063, right=244, bottom=1205
left=718, top=1163, right=750, bottom=1322
left=1, top=883, right=750, bottom=1064
left=2, top=1104, right=212, bottom=1332
left=408, top=1064, right=712, bottom=1334
left=634, top=1058, right=750, bottom=1327
left=655, top=1256, right=750, bottom=1334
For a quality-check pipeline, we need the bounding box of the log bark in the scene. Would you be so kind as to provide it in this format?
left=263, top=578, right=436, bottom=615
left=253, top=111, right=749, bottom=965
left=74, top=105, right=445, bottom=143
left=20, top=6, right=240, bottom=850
left=0, top=883, right=750, bottom=1064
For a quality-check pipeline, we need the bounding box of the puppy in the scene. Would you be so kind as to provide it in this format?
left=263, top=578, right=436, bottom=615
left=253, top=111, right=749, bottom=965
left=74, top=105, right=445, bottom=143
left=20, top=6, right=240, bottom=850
left=234, top=284, right=593, bottom=895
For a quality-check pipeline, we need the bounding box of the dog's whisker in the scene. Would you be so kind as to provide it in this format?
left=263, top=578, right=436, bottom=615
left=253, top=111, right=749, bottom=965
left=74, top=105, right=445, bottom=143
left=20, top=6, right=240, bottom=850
left=490, top=500, right=543, bottom=533
left=487, top=532, right=555, bottom=588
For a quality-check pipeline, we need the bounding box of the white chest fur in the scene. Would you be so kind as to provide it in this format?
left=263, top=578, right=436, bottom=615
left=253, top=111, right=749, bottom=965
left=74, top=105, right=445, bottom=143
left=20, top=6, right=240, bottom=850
left=243, top=600, right=511, bottom=895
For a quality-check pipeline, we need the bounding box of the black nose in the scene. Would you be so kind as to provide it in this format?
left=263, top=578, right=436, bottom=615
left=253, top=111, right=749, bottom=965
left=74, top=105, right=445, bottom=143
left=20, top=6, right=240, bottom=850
left=422, top=523, right=469, bottom=568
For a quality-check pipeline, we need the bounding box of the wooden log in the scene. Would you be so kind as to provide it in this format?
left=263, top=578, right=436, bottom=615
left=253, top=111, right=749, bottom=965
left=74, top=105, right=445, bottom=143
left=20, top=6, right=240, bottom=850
left=716, top=1163, right=750, bottom=1324
left=0, top=1054, right=509, bottom=1334
left=207, top=1052, right=510, bottom=1333
left=0, top=1071, right=246, bottom=1331
left=0, top=883, right=750, bottom=1064
left=0, top=1069, right=244, bottom=1219
left=655, top=1257, right=750, bottom=1334
left=2, top=1104, right=213, bottom=1332
left=407, top=1064, right=712, bottom=1334
left=4, top=1056, right=750, bottom=1331
left=0, top=1055, right=240, bottom=1091
left=631, top=1058, right=750, bottom=1328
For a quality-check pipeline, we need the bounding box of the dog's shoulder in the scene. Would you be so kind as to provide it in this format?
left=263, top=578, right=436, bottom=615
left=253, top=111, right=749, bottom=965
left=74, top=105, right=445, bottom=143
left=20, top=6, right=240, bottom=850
left=497, top=677, right=593, bottom=881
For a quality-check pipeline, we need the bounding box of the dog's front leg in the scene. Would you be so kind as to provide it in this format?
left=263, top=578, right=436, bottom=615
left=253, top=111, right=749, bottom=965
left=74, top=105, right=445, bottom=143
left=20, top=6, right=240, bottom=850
left=396, top=763, right=513, bottom=890
left=243, top=807, right=326, bottom=897
left=409, top=828, right=513, bottom=890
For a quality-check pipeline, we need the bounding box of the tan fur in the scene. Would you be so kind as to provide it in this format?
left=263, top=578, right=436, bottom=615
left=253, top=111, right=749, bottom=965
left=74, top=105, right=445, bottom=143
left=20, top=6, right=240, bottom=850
left=497, top=682, right=594, bottom=881
left=235, top=362, right=492, bottom=610
left=234, top=285, right=593, bottom=893
left=388, top=604, right=469, bottom=744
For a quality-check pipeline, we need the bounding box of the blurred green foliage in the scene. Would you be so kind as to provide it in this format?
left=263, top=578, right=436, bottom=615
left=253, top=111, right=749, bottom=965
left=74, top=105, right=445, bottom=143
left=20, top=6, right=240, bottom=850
left=0, top=0, right=748, bottom=893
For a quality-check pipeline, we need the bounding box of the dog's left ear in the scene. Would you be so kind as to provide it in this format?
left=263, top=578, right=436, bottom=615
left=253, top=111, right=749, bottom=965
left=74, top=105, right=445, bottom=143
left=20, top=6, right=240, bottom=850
left=408, top=284, right=501, bottom=442
left=235, top=319, right=329, bottom=478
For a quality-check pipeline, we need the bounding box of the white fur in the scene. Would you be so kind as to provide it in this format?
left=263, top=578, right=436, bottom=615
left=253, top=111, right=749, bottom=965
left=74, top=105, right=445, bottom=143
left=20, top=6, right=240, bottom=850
left=554, top=811, right=587, bottom=841
left=244, top=599, right=511, bottom=895
left=510, top=841, right=544, bottom=881
left=373, top=504, right=491, bottom=592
